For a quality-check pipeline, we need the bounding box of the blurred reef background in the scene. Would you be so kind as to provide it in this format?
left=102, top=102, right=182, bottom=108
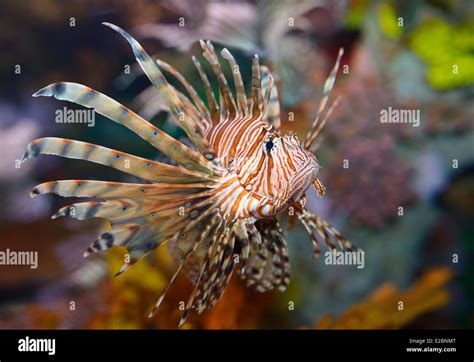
left=0, top=0, right=472, bottom=329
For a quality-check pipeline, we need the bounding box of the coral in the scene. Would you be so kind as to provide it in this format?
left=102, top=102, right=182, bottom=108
left=85, top=247, right=273, bottom=329
left=409, top=18, right=474, bottom=90
left=325, top=136, right=417, bottom=228
left=378, top=2, right=403, bottom=39
left=313, top=267, right=454, bottom=329
left=424, top=102, right=474, bottom=135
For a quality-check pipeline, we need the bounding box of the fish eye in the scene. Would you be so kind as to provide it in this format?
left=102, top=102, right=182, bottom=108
left=264, top=139, right=274, bottom=152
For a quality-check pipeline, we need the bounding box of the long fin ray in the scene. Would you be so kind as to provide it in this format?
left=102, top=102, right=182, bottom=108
left=33, top=82, right=216, bottom=175
left=220, top=48, right=248, bottom=116
left=241, top=219, right=290, bottom=292
left=192, top=56, right=220, bottom=126
left=22, top=137, right=209, bottom=183
left=103, top=22, right=213, bottom=157
left=157, top=59, right=210, bottom=122
left=32, top=180, right=213, bottom=199
left=261, top=66, right=281, bottom=132
left=304, top=48, right=344, bottom=149
left=250, top=55, right=264, bottom=117
left=200, top=40, right=237, bottom=120
left=297, top=206, right=356, bottom=257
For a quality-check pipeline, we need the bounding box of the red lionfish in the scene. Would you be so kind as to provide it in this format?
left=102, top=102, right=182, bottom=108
left=22, top=23, right=355, bottom=326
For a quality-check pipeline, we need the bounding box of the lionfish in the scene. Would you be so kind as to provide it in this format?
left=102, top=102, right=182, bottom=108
left=22, top=23, right=355, bottom=326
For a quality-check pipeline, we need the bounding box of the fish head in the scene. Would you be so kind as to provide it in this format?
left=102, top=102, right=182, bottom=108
left=237, top=129, right=320, bottom=212
left=269, top=132, right=321, bottom=205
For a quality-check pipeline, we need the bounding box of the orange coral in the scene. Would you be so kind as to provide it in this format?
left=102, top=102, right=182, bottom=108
left=84, top=247, right=272, bottom=329
left=314, top=267, right=454, bottom=329
left=11, top=257, right=454, bottom=330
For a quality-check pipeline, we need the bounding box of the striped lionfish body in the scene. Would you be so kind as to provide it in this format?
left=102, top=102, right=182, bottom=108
left=22, top=23, right=355, bottom=326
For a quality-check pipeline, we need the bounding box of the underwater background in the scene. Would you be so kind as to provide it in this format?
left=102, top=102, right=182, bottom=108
left=0, top=0, right=472, bottom=329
